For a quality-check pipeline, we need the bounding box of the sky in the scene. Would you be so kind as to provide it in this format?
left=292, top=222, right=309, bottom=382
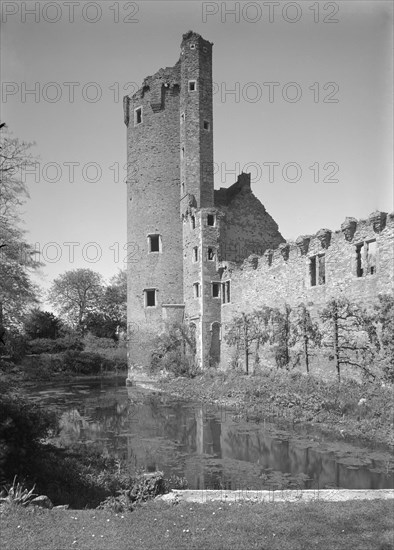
left=1, top=0, right=393, bottom=300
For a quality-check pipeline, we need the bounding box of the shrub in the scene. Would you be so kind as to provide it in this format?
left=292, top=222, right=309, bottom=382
left=58, top=350, right=110, bottom=375
left=0, top=392, right=58, bottom=482
left=27, top=336, right=83, bottom=355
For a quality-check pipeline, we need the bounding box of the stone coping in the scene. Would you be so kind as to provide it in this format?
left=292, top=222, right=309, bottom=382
left=160, top=489, right=394, bottom=504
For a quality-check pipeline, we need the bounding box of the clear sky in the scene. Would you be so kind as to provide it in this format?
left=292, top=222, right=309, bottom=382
left=1, top=0, right=393, bottom=298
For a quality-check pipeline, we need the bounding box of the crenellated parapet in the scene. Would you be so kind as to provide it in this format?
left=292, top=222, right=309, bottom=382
left=231, top=210, right=393, bottom=273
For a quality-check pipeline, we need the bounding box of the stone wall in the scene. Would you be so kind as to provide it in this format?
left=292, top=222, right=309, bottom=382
left=220, top=211, right=394, bottom=369
left=125, top=64, right=184, bottom=366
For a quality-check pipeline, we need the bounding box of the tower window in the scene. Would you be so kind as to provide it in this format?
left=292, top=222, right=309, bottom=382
left=191, top=216, right=196, bottom=229
left=207, top=214, right=215, bottom=226
left=193, top=283, right=200, bottom=298
left=134, top=107, right=142, bottom=126
left=212, top=282, right=220, bottom=298
left=203, top=46, right=208, bottom=53
left=203, top=120, right=210, bottom=131
left=222, top=281, right=231, bottom=304
left=181, top=181, right=185, bottom=195
left=207, top=248, right=215, bottom=261
left=144, top=289, right=156, bottom=307
left=148, top=234, right=161, bottom=253
left=193, top=246, right=199, bottom=262
left=181, top=147, right=185, bottom=159
left=181, top=112, right=185, bottom=123
left=190, top=43, right=196, bottom=50
left=188, top=80, right=197, bottom=92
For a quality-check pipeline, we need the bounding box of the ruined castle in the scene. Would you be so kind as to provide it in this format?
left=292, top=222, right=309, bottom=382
left=123, top=31, right=393, bottom=370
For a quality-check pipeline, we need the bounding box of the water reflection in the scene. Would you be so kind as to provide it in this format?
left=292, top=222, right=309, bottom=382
left=26, top=380, right=393, bottom=491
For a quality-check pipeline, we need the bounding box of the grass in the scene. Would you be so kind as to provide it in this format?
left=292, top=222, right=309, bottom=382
left=2, top=499, right=394, bottom=550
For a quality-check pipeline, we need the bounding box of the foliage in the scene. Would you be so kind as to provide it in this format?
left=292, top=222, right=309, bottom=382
left=319, top=297, right=377, bottom=382
left=85, top=270, right=127, bottom=340
left=224, top=307, right=273, bottom=373
left=150, top=322, right=200, bottom=377
left=292, top=303, right=321, bottom=374
left=27, top=335, right=83, bottom=355
left=0, top=392, right=58, bottom=482
left=48, top=269, right=104, bottom=334
left=58, top=350, right=116, bottom=375
left=0, top=129, right=40, bottom=332
left=24, top=308, right=63, bottom=340
left=2, top=476, right=37, bottom=506
left=0, top=328, right=29, bottom=362
left=373, top=294, right=394, bottom=382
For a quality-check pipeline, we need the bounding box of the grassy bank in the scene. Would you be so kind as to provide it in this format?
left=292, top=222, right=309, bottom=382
left=2, top=499, right=393, bottom=550
left=159, top=369, right=394, bottom=448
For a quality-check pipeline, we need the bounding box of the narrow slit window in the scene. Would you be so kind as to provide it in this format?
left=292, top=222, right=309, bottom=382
left=207, top=214, right=215, bottom=226
left=207, top=248, right=215, bottom=261
left=318, top=254, right=325, bottom=285
left=188, top=80, right=197, bottom=92
left=191, top=216, right=196, bottom=229
left=193, top=246, right=198, bottom=262
left=180, top=112, right=185, bottom=123
left=181, top=146, right=185, bottom=159
left=193, top=283, right=200, bottom=298
left=309, top=254, right=325, bottom=286
left=212, top=282, right=220, bottom=298
left=148, top=234, right=160, bottom=253
left=144, top=289, right=156, bottom=307
left=310, top=256, right=317, bottom=287
left=134, top=107, right=142, bottom=126
left=203, top=120, right=210, bottom=131
left=181, top=181, right=185, bottom=195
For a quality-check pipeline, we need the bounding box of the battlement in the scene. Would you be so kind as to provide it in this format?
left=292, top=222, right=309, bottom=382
left=236, top=211, right=393, bottom=272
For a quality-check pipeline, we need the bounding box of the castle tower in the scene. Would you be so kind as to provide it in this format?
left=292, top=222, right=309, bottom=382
left=124, top=31, right=215, bottom=368
left=124, top=59, right=184, bottom=366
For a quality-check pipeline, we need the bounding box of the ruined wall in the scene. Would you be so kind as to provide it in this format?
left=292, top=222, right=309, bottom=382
left=220, top=211, right=394, bottom=368
left=215, top=173, right=285, bottom=263
left=125, top=64, right=183, bottom=366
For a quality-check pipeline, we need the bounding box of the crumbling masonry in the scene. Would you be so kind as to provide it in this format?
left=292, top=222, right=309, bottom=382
left=124, top=31, right=394, bottom=370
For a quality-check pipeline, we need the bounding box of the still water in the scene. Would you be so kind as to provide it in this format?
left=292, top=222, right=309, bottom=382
left=24, top=378, right=393, bottom=491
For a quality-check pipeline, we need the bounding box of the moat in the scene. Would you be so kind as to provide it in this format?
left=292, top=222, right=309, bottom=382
left=24, top=378, right=393, bottom=491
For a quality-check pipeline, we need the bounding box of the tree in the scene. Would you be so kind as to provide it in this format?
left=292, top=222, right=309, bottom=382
left=85, top=269, right=127, bottom=339
left=224, top=307, right=273, bottom=373
left=320, top=297, right=376, bottom=382
left=24, top=308, right=63, bottom=340
left=271, top=305, right=292, bottom=369
left=372, top=294, right=394, bottom=382
left=48, top=269, right=104, bottom=334
left=292, top=303, right=321, bottom=374
left=0, top=128, right=40, bottom=333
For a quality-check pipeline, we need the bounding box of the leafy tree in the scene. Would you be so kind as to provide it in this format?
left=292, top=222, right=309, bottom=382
left=320, top=297, right=376, bottom=382
left=85, top=269, right=127, bottom=339
left=24, top=308, right=63, bottom=340
left=48, top=269, right=104, bottom=334
left=0, top=128, right=40, bottom=333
